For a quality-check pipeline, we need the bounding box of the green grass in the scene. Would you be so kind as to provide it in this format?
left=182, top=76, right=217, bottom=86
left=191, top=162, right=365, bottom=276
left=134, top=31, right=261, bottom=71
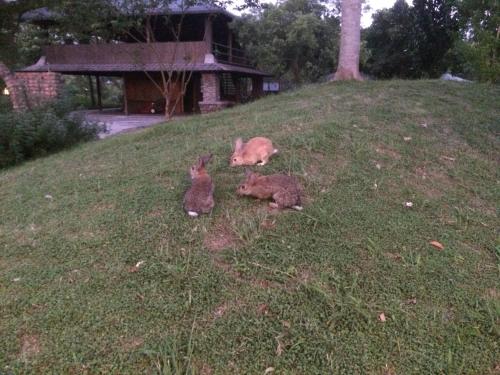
left=1, top=80, right=499, bottom=374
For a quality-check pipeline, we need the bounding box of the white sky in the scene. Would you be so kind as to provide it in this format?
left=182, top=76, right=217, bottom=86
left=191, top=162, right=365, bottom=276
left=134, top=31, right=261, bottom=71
left=230, top=0, right=400, bottom=28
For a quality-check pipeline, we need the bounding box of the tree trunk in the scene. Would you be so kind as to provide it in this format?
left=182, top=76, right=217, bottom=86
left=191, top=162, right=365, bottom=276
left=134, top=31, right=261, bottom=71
left=0, top=61, right=30, bottom=111
left=334, top=0, right=363, bottom=81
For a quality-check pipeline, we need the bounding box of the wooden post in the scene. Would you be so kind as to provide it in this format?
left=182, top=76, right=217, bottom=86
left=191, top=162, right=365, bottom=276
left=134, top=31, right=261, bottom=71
left=228, top=32, right=233, bottom=63
left=95, top=75, right=102, bottom=110
left=122, top=74, right=128, bottom=115
left=204, top=15, right=213, bottom=52
left=88, top=75, right=96, bottom=108
left=252, top=76, right=263, bottom=99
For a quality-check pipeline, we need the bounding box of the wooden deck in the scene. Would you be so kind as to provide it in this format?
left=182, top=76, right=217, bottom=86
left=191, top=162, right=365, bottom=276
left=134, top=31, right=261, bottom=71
left=74, top=109, right=167, bottom=138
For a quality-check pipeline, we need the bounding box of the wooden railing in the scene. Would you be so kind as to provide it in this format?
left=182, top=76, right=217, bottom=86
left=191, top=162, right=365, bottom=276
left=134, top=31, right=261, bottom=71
left=212, top=42, right=252, bottom=67
left=43, top=41, right=209, bottom=66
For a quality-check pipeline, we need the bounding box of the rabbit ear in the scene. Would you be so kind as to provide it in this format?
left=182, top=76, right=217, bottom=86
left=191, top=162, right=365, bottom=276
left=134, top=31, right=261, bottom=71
left=200, top=154, right=212, bottom=166
left=234, top=138, right=243, bottom=152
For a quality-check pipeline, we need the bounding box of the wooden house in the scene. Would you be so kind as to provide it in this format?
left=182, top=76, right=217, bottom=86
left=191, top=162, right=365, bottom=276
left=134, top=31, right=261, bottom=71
left=17, top=2, right=270, bottom=114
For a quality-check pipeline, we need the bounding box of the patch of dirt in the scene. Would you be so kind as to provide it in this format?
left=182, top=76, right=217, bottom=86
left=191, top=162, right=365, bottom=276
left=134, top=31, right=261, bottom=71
left=411, top=166, right=454, bottom=199
left=19, top=334, right=41, bottom=360
left=306, top=152, right=349, bottom=184
left=147, top=208, right=165, bottom=218
left=91, top=203, right=115, bottom=212
left=212, top=299, right=246, bottom=320
left=203, top=223, right=240, bottom=252
left=469, top=196, right=497, bottom=217
left=375, top=144, right=401, bottom=160
left=120, top=336, right=144, bottom=351
left=382, top=364, right=397, bottom=375
left=484, top=288, right=499, bottom=301
left=200, top=363, right=214, bottom=375
left=260, top=218, right=277, bottom=230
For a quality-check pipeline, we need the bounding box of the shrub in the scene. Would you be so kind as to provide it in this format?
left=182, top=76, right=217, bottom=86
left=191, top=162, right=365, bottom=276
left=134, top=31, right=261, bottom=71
left=0, top=99, right=103, bottom=168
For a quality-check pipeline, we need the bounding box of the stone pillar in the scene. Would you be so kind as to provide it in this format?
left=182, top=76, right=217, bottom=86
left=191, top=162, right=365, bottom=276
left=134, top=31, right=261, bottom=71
left=14, top=72, right=63, bottom=107
left=198, top=72, right=231, bottom=114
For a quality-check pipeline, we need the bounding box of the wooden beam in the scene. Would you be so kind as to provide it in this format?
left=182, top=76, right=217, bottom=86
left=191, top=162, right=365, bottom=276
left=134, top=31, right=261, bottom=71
left=88, top=75, right=96, bottom=108
left=95, top=75, right=102, bottom=110
left=123, top=75, right=128, bottom=115
left=228, top=32, right=233, bottom=63
left=204, top=15, right=213, bottom=52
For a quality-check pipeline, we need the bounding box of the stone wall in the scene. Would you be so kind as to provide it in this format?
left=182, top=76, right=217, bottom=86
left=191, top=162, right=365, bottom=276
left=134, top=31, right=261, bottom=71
left=198, top=73, right=232, bottom=114
left=15, top=72, right=63, bottom=106
left=200, top=73, right=220, bottom=103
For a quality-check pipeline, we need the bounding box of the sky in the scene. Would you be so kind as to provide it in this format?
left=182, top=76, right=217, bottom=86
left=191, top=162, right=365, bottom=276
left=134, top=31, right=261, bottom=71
left=361, top=0, right=399, bottom=27
left=230, top=0, right=401, bottom=28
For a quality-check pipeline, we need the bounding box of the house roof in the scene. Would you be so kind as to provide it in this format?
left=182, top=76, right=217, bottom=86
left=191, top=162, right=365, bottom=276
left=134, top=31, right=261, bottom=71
left=20, top=1, right=235, bottom=23
left=18, top=59, right=270, bottom=77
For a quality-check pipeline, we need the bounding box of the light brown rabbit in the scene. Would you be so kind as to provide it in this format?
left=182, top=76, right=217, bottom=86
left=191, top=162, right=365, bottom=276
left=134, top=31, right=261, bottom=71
left=183, top=154, right=214, bottom=217
left=237, top=170, right=303, bottom=210
left=230, top=137, right=278, bottom=166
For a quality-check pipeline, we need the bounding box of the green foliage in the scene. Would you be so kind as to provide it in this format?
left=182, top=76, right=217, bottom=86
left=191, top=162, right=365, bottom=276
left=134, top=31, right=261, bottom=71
left=365, top=0, right=458, bottom=78
left=0, top=95, right=102, bottom=168
left=233, top=0, right=340, bottom=85
left=450, top=0, right=499, bottom=82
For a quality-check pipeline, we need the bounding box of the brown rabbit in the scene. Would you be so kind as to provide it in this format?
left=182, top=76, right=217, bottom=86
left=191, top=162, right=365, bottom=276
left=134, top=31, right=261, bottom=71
left=183, top=154, right=215, bottom=217
left=230, top=137, right=278, bottom=166
left=237, top=170, right=303, bottom=210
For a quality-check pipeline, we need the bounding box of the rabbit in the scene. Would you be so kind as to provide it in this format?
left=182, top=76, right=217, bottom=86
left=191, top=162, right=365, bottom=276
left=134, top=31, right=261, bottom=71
left=236, top=169, right=303, bottom=210
left=183, top=154, right=215, bottom=217
left=230, top=137, right=278, bottom=166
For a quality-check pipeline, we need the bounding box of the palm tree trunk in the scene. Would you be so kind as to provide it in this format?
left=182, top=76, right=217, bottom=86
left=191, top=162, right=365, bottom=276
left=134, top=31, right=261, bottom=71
left=0, top=61, right=30, bottom=111
left=334, top=0, right=363, bottom=81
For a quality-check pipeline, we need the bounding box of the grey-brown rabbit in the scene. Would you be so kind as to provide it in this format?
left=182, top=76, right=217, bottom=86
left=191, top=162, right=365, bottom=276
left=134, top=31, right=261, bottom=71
left=236, top=169, right=303, bottom=210
left=183, top=154, right=214, bottom=217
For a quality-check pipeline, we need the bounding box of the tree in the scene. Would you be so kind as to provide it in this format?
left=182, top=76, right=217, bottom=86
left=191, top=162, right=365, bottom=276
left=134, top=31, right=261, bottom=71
left=233, top=0, right=340, bottom=85
left=334, top=0, right=363, bottom=80
left=365, top=0, right=419, bottom=78
left=452, top=0, right=499, bottom=82
left=364, top=0, right=458, bottom=79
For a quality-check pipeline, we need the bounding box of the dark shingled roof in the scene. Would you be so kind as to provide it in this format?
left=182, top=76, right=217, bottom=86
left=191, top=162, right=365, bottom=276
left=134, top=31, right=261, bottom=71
left=20, top=1, right=235, bottom=23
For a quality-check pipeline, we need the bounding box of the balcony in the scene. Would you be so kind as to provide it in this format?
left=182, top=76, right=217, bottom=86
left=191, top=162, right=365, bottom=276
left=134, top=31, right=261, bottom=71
left=212, top=42, right=252, bottom=67
left=41, top=41, right=210, bottom=72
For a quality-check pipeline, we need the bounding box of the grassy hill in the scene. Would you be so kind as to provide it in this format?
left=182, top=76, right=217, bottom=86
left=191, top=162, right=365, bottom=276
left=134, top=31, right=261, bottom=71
left=1, top=80, right=499, bottom=374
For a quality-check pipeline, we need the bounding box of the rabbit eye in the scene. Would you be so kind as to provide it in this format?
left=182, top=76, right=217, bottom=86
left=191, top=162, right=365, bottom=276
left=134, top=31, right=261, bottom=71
left=241, top=185, right=246, bottom=190
left=233, top=158, right=237, bottom=162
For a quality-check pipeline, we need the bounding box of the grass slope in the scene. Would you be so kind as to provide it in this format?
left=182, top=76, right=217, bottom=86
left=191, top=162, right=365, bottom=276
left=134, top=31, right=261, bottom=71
left=0, top=80, right=499, bottom=374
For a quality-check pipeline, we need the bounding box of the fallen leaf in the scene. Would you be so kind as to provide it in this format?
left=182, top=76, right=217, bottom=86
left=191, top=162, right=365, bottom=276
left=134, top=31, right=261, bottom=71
left=275, top=335, right=284, bottom=356
left=379, top=313, right=386, bottom=322
left=430, top=241, right=444, bottom=250
left=44, top=194, right=53, bottom=200
left=128, top=261, right=145, bottom=273
left=441, top=155, right=456, bottom=162
left=257, top=303, right=270, bottom=315
left=404, top=201, right=413, bottom=208
left=375, top=163, right=382, bottom=170
left=406, top=298, right=417, bottom=305
left=420, top=122, right=428, bottom=128
left=403, top=136, right=412, bottom=142
left=264, top=367, right=275, bottom=374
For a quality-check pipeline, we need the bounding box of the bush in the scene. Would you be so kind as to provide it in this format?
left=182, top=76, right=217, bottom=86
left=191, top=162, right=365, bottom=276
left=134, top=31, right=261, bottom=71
left=0, top=99, right=103, bottom=168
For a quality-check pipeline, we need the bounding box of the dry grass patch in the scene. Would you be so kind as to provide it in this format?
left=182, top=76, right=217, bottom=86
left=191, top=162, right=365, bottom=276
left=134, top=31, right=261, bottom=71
left=19, top=334, right=41, bottom=361
left=375, top=144, right=402, bottom=160
left=203, top=222, right=241, bottom=253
